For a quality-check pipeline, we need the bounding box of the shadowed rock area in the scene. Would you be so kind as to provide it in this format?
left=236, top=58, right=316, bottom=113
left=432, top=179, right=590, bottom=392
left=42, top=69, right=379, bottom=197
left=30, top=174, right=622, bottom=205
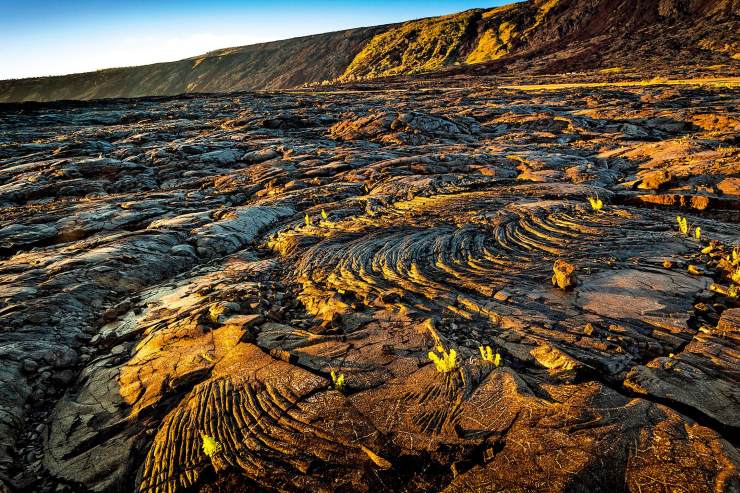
left=0, top=70, right=739, bottom=492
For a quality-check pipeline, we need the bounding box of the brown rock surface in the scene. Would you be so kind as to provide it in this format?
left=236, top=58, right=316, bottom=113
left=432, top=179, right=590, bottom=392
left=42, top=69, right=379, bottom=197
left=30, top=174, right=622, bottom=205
left=625, top=308, right=740, bottom=428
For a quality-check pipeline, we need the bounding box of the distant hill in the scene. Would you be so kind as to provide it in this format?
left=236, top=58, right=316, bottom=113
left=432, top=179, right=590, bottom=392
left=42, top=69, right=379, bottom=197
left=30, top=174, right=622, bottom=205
left=339, top=0, right=738, bottom=80
left=1, top=0, right=737, bottom=102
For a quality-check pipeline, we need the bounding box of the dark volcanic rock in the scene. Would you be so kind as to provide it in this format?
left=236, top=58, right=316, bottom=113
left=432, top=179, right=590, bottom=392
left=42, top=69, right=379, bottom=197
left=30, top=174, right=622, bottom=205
left=0, top=71, right=738, bottom=492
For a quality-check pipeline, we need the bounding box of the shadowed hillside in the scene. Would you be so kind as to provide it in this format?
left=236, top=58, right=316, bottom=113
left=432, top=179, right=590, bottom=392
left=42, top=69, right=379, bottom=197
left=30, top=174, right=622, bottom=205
left=0, top=26, right=386, bottom=102
left=0, top=0, right=738, bottom=101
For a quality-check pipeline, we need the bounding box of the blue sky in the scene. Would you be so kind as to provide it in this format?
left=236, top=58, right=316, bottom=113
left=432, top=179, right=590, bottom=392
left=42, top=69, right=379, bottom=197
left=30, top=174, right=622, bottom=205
left=1, top=1, right=511, bottom=80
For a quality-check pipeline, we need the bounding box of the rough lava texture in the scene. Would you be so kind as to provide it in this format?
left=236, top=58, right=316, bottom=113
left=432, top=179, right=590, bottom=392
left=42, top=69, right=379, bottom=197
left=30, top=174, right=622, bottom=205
left=0, top=69, right=739, bottom=493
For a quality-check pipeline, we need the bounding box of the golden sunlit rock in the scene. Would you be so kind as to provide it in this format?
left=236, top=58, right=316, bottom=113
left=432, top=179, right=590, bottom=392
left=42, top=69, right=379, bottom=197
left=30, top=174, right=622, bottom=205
left=552, top=259, right=577, bottom=290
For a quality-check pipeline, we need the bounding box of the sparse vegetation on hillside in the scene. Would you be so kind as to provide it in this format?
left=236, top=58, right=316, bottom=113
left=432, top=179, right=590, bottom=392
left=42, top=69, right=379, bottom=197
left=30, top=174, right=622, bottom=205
left=466, top=21, right=517, bottom=64
left=1, top=0, right=736, bottom=101
left=340, top=10, right=479, bottom=81
left=466, top=4, right=525, bottom=64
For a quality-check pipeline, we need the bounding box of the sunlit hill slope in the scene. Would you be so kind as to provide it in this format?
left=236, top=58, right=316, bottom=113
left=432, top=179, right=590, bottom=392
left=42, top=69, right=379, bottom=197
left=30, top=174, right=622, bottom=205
left=0, top=0, right=737, bottom=102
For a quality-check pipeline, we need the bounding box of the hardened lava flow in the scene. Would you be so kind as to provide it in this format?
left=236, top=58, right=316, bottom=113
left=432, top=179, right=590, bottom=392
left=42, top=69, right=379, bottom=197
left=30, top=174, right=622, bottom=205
left=0, top=73, right=738, bottom=492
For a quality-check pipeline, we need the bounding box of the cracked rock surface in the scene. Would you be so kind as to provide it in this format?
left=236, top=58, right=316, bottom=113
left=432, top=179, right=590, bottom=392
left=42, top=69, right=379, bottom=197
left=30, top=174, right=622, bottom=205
left=0, top=74, right=738, bottom=492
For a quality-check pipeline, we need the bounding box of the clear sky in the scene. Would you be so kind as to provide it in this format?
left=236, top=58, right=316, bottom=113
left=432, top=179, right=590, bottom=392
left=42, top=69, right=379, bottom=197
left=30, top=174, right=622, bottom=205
left=1, top=1, right=511, bottom=80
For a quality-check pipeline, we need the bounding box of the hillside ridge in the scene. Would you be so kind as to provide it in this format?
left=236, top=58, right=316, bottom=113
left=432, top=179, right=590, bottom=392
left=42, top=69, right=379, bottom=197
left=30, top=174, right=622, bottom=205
left=0, top=0, right=738, bottom=102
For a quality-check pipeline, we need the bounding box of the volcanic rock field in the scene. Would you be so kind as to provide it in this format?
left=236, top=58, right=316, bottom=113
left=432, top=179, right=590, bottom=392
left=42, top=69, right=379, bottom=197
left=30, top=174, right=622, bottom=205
left=0, top=73, right=739, bottom=492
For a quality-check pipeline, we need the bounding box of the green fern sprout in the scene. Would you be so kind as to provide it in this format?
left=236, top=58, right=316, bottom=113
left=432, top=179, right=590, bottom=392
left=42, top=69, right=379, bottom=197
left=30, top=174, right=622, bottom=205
left=331, top=370, right=346, bottom=391
left=479, top=345, right=502, bottom=366
left=676, top=216, right=688, bottom=235
left=588, top=196, right=603, bottom=212
left=200, top=433, right=222, bottom=458
left=428, top=347, right=458, bottom=373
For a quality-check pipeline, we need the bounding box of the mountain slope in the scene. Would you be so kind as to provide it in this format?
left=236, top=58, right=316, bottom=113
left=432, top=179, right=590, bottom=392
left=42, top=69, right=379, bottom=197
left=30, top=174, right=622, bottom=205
left=340, top=0, right=739, bottom=80
left=1, top=0, right=737, bottom=102
left=339, top=9, right=482, bottom=80
left=0, top=26, right=386, bottom=102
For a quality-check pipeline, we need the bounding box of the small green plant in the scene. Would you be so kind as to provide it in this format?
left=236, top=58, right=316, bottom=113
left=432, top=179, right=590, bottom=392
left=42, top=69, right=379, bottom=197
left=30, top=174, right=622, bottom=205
left=428, top=347, right=458, bottom=373
left=305, top=213, right=312, bottom=227
left=321, top=209, right=329, bottom=220
left=694, top=226, right=701, bottom=240
left=479, top=345, right=501, bottom=366
left=331, top=370, right=346, bottom=391
left=676, top=216, right=689, bottom=235
left=201, top=433, right=222, bottom=458
left=588, top=196, right=603, bottom=212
